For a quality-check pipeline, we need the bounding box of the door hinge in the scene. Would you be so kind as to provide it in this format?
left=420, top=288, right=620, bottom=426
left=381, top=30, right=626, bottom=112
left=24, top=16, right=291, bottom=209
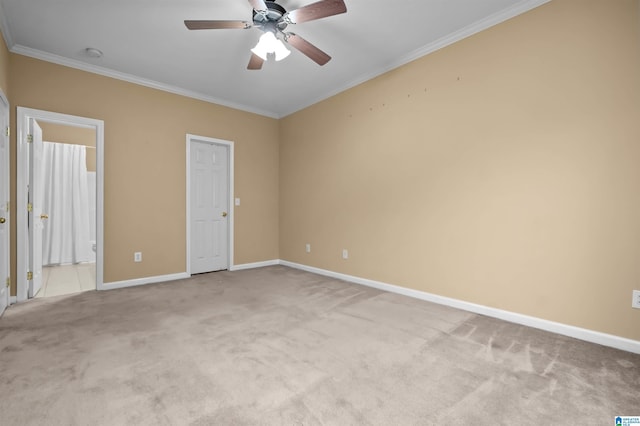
left=27, top=271, right=33, bottom=281
left=26, top=134, right=33, bottom=143
left=5, top=201, right=8, bottom=212
left=5, top=126, right=8, bottom=137
left=5, top=277, right=9, bottom=287
left=27, top=203, right=33, bottom=212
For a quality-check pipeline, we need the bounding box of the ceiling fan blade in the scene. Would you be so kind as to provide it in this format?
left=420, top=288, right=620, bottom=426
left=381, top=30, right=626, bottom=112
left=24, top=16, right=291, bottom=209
left=248, top=0, right=268, bottom=11
left=285, top=33, right=331, bottom=66
left=247, top=53, right=265, bottom=70
left=184, top=20, right=251, bottom=30
left=286, top=0, right=347, bottom=24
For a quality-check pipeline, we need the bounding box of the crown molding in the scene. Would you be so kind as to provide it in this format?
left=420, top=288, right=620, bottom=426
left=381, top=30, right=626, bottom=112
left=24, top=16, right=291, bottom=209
left=10, top=44, right=280, bottom=119
left=280, top=0, right=552, bottom=117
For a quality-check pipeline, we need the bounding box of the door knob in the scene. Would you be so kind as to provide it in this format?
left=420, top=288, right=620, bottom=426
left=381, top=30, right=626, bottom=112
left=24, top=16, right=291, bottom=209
left=40, top=214, right=49, bottom=220
left=222, top=212, right=228, bottom=217
left=0, top=217, right=5, bottom=224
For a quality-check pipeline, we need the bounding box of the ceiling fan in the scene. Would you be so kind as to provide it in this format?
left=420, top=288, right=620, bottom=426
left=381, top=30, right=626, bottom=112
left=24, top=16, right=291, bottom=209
left=185, top=0, right=347, bottom=70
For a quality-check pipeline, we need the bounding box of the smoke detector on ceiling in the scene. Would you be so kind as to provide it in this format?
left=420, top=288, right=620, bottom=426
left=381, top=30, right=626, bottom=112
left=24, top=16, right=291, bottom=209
left=84, top=47, right=103, bottom=58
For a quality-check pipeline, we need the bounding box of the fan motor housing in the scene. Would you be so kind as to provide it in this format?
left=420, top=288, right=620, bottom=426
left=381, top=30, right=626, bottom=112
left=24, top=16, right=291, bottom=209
left=253, top=1, right=288, bottom=31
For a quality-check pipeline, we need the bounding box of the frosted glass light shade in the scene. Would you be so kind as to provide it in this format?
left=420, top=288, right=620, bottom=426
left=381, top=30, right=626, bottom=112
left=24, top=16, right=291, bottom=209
left=251, top=32, right=291, bottom=61
left=273, top=38, right=291, bottom=61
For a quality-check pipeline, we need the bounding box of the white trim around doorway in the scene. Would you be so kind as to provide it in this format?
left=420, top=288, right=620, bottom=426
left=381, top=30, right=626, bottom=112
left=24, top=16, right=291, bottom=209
left=16, top=107, right=105, bottom=300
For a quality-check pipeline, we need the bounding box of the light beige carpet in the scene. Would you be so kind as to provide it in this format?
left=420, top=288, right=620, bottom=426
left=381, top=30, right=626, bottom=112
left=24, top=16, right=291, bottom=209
left=0, top=265, right=638, bottom=425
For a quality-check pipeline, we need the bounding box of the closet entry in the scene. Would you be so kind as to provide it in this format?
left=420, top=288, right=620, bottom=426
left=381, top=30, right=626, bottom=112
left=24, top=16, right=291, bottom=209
left=187, top=134, right=234, bottom=275
left=16, top=108, right=104, bottom=301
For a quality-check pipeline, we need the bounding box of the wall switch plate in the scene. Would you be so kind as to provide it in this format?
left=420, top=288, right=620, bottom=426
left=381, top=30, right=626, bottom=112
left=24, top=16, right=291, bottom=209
left=235, top=198, right=241, bottom=206
left=342, top=249, right=348, bottom=259
left=134, top=252, right=142, bottom=262
left=633, top=290, right=640, bottom=309
left=305, top=244, right=311, bottom=253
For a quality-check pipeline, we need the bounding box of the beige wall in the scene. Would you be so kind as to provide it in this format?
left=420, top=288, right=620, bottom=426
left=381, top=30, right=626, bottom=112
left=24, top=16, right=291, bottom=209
left=39, top=122, right=97, bottom=171
left=280, top=0, right=640, bottom=340
left=8, top=55, right=279, bottom=287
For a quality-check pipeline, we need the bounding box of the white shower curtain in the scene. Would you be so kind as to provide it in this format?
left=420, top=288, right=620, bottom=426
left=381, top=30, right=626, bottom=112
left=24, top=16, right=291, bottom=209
left=40, top=142, right=92, bottom=265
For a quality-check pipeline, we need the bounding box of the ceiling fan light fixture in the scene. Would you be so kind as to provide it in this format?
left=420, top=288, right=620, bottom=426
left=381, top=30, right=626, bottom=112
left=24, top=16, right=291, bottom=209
left=251, top=31, right=290, bottom=61
left=185, top=0, right=346, bottom=69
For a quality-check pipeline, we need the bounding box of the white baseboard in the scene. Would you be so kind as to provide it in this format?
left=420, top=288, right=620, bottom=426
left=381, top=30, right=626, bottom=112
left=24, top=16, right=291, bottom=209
left=101, top=272, right=189, bottom=291
left=100, top=259, right=280, bottom=291
left=279, top=260, right=640, bottom=355
left=230, top=259, right=280, bottom=271
left=9, top=296, right=16, bottom=305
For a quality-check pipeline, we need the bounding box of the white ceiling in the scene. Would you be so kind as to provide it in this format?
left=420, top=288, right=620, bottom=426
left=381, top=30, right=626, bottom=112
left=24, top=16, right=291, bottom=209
left=0, top=0, right=549, bottom=118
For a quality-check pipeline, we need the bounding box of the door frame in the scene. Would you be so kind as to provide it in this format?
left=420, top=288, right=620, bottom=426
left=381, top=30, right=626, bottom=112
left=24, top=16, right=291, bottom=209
left=16, top=107, right=105, bottom=301
left=186, top=134, right=234, bottom=275
left=0, top=90, right=9, bottom=311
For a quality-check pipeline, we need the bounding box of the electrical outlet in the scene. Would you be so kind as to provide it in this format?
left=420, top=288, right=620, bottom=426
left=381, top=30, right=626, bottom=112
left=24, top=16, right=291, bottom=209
left=305, top=244, right=311, bottom=253
left=633, top=290, right=640, bottom=309
left=134, top=252, right=142, bottom=263
left=342, top=249, right=348, bottom=259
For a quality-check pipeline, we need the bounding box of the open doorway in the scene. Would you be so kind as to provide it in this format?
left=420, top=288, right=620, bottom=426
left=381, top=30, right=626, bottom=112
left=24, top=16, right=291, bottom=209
left=16, top=108, right=104, bottom=301
left=37, top=122, right=97, bottom=297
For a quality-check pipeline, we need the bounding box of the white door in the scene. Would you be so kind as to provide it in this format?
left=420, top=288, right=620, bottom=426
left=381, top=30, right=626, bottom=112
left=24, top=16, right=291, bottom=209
left=28, top=119, right=44, bottom=298
left=0, top=93, right=9, bottom=313
left=190, top=141, right=229, bottom=274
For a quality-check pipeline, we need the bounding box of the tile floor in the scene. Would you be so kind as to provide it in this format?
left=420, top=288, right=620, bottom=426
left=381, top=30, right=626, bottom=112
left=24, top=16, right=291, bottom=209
left=36, top=263, right=96, bottom=298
